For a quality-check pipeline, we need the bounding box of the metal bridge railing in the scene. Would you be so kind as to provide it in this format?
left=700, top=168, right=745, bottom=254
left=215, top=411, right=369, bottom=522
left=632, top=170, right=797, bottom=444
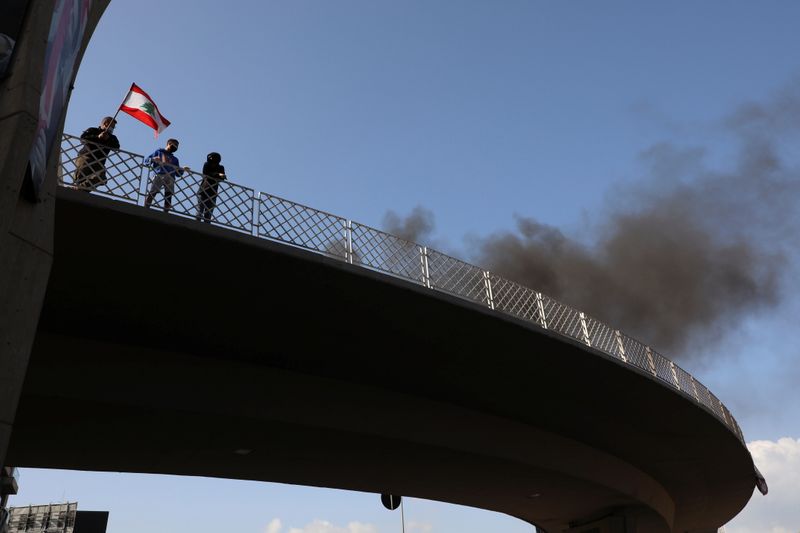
left=57, top=133, right=745, bottom=443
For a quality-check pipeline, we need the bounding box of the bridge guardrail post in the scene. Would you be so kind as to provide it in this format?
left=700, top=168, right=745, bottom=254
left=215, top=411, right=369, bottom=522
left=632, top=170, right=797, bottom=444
left=645, top=347, right=657, bottom=377
left=669, top=361, right=679, bottom=389
left=535, top=292, right=547, bottom=329
left=483, top=271, right=495, bottom=309
left=579, top=312, right=591, bottom=346
left=614, top=330, right=627, bottom=362
left=719, top=400, right=730, bottom=425
left=252, top=192, right=261, bottom=237
left=137, top=158, right=149, bottom=206
left=345, top=220, right=354, bottom=264
left=420, top=246, right=431, bottom=288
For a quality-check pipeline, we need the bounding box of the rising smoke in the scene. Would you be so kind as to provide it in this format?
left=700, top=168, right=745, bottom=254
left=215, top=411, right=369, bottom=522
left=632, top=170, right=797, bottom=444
left=383, top=206, right=436, bottom=244
left=384, top=82, right=800, bottom=360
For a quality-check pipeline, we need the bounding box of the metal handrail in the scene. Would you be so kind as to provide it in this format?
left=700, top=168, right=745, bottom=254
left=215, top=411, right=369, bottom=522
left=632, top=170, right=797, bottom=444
left=57, top=133, right=746, bottom=444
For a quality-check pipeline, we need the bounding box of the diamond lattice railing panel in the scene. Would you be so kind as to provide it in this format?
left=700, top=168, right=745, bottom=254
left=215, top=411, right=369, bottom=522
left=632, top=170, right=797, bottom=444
left=143, top=167, right=201, bottom=218
left=350, top=223, right=424, bottom=283
left=618, top=334, right=651, bottom=373
left=258, top=194, right=348, bottom=258
left=674, top=364, right=697, bottom=397
left=490, top=275, right=541, bottom=324
left=426, top=250, right=488, bottom=305
left=540, top=295, right=584, bottom=342
left=58, top=135, right=86, bottom=185
left=651, top=351, right=678, bottom=388
left=708, top=392, right=728, bottom=420
left=141, top=167, right=254, bottom=232
left=694, top=380, right=713, bottom=411
left=726, top=407, right=737, bottom=430
left=207, top=181, right=254, bottom=231
left=60, top=135, right=143, bottom=202
left=585, top=317, right=619, bottom=356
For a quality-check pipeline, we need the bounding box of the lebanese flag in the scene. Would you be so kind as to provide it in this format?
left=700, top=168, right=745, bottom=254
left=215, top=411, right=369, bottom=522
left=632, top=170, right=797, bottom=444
left=119, top=83, right=171, bottom=135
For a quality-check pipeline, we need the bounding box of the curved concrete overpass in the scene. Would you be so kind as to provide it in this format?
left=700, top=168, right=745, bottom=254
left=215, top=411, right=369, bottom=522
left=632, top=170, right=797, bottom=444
left=0, top=3, right=760, bottom=532
left=7, top=189, right=758, bottom=533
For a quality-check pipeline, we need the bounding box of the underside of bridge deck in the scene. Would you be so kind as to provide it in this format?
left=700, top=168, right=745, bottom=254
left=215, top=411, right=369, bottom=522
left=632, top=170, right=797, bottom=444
left=7, top=190, right=756, bottom=532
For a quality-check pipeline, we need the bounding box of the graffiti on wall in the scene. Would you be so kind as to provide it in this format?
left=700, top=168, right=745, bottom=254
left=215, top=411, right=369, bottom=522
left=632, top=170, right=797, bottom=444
left=28, top=0, right=93, bottom=199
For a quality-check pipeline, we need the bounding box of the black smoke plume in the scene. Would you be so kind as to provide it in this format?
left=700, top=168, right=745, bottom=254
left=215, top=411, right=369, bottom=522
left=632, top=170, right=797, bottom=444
left=385, top=82, right=800, bottom=360
left=383, top=206, right=435, bottom=244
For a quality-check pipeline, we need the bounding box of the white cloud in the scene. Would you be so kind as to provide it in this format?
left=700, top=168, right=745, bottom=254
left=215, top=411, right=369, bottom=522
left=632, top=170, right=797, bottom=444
left=724, top=437, right=800, bottom=533
left=408, top=521, right=433, bottom=533
left=264, top=519, right=283, bottom=533
left=263, top=515, right=428, bottom=533
left=266, top=519, right=377, bottom=533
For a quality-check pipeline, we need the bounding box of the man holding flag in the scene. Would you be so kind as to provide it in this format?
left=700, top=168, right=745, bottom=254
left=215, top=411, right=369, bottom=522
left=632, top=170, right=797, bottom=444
left=73, top=116, right=120, bottom=191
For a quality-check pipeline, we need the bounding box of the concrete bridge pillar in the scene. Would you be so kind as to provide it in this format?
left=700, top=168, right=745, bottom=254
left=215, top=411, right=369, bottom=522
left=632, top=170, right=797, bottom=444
left=0, top=0, right=108, bottom=469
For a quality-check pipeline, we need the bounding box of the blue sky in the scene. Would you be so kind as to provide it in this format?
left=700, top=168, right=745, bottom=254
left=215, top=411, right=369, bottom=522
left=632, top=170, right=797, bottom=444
left=16, top=1, right=800, bottom=532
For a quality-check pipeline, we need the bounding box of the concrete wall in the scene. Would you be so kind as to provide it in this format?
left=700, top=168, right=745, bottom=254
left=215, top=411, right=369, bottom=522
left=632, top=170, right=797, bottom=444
left=0, top=0, right=109, bottom=468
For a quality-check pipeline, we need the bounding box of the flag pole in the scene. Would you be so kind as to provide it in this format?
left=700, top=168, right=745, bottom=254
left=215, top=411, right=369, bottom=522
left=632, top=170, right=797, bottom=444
left=109, top=83, right=134, bottom=126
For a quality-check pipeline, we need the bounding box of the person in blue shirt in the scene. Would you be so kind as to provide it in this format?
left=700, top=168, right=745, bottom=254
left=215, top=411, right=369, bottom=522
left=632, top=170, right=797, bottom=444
left=144, top=138, right=188, bottom=212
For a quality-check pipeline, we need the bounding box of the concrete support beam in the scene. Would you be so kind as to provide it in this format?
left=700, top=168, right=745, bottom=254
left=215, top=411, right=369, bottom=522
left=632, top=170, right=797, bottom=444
left=0, top=0, right=109, bottom=468
left=0, top=0, right=54, bottom=471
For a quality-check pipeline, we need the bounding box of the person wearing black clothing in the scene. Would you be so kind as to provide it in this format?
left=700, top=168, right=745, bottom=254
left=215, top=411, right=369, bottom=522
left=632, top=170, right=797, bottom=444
left=73, top=116, right=120, bottom=191
left=196, top=152, right=226, bottom=223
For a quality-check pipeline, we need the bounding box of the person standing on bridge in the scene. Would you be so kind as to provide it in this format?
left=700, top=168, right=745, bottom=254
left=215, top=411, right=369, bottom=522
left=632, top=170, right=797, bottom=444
left=144, top=138, right=188, bottom=212
left=73, top=116, right=120, bottom=191
left=196, top=152, right=226, bottom=223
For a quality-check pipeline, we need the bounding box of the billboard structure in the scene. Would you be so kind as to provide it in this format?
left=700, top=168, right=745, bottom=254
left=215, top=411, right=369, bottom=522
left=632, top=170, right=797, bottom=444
left=6, top=504, right=107, bottom=533
left=7, top=503, right=76, bottom=533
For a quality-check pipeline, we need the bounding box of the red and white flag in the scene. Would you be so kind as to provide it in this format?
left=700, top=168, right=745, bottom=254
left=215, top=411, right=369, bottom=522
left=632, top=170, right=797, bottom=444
left=118, top=83, right=171, bottom=136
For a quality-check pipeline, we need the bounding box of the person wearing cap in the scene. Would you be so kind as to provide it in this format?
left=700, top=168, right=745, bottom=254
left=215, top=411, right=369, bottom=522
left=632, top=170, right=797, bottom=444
left=196, top=152, right=226, bottom=223
left=144, top=138, right=189, bottom=212
left=73, top=116, right=120, bottom=191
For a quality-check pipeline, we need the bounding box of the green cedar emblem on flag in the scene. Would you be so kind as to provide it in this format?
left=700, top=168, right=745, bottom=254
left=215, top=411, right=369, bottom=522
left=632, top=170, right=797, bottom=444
left=118, top=83, right=172, bottom=136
